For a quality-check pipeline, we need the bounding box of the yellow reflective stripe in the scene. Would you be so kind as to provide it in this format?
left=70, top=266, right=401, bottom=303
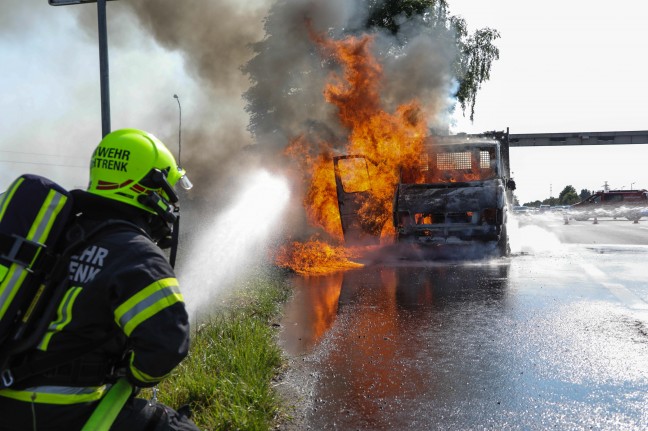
left=114, top=278, right=183, bottom=336
left=0, top=385, right=107, bottom=404
left=0, top=186, right=68, bottom=319
left=0, top=178, right=28, bottom=319
left=28, top=189, right=68, bottom=248
left=0, top=265, right=29, bottom=319
left=0, top=177, right=24, bottom=221
left=37, top=286, right=83, bottom=351
left=128, top=352, right=168, bottom=384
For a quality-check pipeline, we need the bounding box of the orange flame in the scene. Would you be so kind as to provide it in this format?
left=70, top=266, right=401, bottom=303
left=285, top=137, right=344, bottom=240
left=313, top=30, right=428, bottom=233
left=278, top=24, right=430, bottom=274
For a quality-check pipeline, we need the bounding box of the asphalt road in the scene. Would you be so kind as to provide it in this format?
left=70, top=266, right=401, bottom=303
left=278, top=214, right=648, bottom=430
left=519, top=211, right=648, bottom=245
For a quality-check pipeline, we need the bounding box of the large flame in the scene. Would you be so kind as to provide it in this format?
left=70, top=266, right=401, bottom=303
left=277, top=25, right=430, bottom=275
left=313, top=29, right=428, bottom=235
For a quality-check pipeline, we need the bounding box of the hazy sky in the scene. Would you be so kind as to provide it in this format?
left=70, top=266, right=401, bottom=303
left=0, top=1, right=199, bottom=190
left=1, top=0, right=647, bottom=204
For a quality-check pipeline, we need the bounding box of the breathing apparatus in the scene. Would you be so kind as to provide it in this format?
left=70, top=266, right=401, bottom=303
left=87, top=129, right=192, bottom=265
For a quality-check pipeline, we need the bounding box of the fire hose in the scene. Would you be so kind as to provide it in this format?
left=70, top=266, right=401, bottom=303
left=81, top=377, right=133, bottom=431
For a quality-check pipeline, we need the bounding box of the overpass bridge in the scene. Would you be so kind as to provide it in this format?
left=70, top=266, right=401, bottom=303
left=508, top=130, right=648, bottom=147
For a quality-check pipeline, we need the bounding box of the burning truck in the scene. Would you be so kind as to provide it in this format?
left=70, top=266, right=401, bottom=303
left=392, top=130, right=515, bottom=256
left=332, top=130, right=516, bottom=257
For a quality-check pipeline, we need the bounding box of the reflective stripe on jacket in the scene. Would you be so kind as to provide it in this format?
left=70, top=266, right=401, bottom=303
left=0, top=385, right=107, bottom=404
left=4, top=216, right=190, bottom=391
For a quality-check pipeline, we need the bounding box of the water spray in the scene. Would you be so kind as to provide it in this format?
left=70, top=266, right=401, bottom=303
left=179, top=170, right=290, bottom=318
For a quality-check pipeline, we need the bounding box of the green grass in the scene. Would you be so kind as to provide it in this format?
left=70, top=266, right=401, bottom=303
left=145, top=268, right=292, bottom=431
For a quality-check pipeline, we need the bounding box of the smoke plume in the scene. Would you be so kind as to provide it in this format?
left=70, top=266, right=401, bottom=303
left=75, top=0, right=455, bottom=192
left=66, top=0, right=457, bottom=224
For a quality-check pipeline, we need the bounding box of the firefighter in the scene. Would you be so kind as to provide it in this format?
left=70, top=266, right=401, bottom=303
left=0, top=129, right=200, bottom=430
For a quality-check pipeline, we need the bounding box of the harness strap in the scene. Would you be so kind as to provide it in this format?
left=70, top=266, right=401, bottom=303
left=0, top=233, right=45, bottom=269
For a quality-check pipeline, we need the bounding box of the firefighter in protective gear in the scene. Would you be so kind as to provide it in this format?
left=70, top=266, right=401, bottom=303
left=0, top=129, right=199, bottom=430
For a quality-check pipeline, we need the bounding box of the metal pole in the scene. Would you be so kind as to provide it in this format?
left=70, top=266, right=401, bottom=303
left=97, top=0, right=110, bottom=137
left=173, top=94, right=182, bottom=164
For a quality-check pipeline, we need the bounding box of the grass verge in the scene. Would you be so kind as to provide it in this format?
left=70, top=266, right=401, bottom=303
left=146, top=267, right=292, bottom=430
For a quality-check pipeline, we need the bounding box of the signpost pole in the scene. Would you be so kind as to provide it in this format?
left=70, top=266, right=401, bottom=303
left=97, top=0, right=110, bottom=137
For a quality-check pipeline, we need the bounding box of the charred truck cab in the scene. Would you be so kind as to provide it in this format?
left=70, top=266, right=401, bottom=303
left=393, top=131, right=515, bottom=256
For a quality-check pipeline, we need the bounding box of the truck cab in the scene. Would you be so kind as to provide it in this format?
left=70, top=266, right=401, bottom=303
left=392, top=133, right=515, bottom=256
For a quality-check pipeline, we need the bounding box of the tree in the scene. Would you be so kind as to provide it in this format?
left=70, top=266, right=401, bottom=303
left=579, top=189, right=591, bottom=201
left=558, top=185, right=580, bottom=205
left=542, top=197, right=558, bottom=206
left=524, top=200, right=542, bottom=208
left=365, top=0, right=438, bottom=33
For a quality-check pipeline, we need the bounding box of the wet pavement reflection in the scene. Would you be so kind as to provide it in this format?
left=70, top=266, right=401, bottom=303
left=280, top=262, right=513, bottom=430
left=278, top=254, right=648, bottom=430
left=280, top=272, right=345, bottom=355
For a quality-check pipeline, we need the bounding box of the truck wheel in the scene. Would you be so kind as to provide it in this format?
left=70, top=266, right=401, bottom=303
left=497, top=225, right=510, bottom=257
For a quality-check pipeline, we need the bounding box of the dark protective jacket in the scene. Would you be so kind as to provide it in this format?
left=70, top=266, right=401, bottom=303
left=0, top=191, right=190, bottom=426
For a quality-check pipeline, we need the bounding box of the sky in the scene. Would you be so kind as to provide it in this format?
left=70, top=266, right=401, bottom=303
left=1, top=0, right=648, bottom=205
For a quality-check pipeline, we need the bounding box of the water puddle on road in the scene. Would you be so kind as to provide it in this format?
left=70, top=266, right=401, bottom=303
left=277, top=261, right=517, bottom=430
left=278, top=261, right=512, bottom=357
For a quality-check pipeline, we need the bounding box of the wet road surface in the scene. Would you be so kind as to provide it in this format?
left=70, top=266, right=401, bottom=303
left=278, top=217, right=648, bottom=430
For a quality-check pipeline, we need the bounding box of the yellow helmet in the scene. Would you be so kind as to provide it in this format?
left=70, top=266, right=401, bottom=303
left=87, top=129, right=192, bottom=221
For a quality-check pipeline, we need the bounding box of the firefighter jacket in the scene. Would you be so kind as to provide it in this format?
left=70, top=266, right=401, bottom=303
left=0, top=191, right=190, bottom=407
